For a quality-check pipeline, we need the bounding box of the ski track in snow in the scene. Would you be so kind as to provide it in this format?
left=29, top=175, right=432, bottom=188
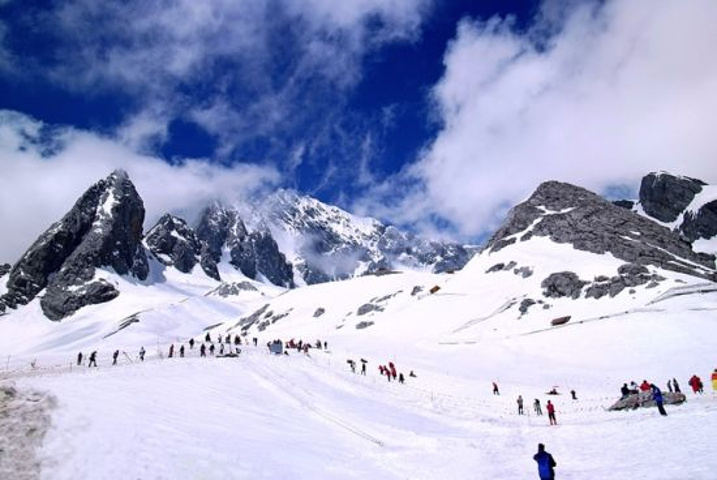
left=3, top=343, right=714, bottom=480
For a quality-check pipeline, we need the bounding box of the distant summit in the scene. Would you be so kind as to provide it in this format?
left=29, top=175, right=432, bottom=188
left=485, top=180, right=716, bottom=281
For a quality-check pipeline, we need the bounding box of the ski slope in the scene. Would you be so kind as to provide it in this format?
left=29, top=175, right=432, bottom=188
left=4, top=338, right=716, bottom=480
left=1, top=238, right=716, bottom=479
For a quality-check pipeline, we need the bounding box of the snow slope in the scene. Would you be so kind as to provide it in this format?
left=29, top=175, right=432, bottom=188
left=1, top=238, right=716, bottom=479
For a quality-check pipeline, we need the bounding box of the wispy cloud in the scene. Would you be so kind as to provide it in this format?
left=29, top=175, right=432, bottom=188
left=0, top=111, right=280, bottom=263
left=357, top=0, right=717, bottom=240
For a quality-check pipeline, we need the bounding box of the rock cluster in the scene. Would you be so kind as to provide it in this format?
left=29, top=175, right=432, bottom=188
left=485, top=181, right=717, bottom=281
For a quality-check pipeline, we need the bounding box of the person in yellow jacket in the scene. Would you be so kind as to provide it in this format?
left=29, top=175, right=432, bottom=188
left=712, top=369, right=717, bottom=392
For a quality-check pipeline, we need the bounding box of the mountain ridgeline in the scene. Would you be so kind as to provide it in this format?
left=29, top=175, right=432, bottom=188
left=0, top=171, right=474, bottom=320
left=1, top=170, right=715, bottom=321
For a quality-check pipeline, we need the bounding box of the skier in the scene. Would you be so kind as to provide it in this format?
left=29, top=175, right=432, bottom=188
left=139, top=346, right=146, bottom=362
left=533, top=443, right=557, bottom=480
left=409, top=371, right=417, bottom=378
left=225, top=334, right=231, bottom=344
left=323, top=341, right=327, bottom=350
left=389, top=362, right=397, bottom=380
left=77, top=352, right=83, bottom=366
left=712, top=369, right=717, bottom=392
left=361, top=362, right=366, bottom=375
left=179, top=345, right=185, bottom=358
left=546, top=400, right=557, bottom=425
left=492, top=382, right=500, bottom=395
left=570, top=389, right=577, bottom=400
left=205, top=332, right=211, bottom=343
left=209, top=344, right=215, bottom=356
left=620, top=383, right=630, bottom=399
left=667, top=379, right=673, bottom=393
left=200, top=343, right=206, bottom=357
left=219, top=343, right=224, bottom=355
left=650, top=384, right=667, bottom=416
left=234, top=335, right=241, bottom=346
left=534, top=399, right=543, bottom=415
left=88, top=351, right=98, bottom=368
left=640, top=380, right=651, bottom=392
left=517, top=395, right=524, bottom=415
left=189, top=338, right=195, bottom=350
left=399, top=373, right=405, bottom=384
left=672, top=378, right=681, bottom=393
left=253, top=337, right=258, bottom=346
left=112, top=350, right=119, bottom=366
left=168, top=344, right=174, bottom=358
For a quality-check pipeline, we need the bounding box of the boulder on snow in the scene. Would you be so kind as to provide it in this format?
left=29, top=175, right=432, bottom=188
left=357, top=303, right=383, bottom=316
left=608, top=391, right=686, bottom=411
left=313, top=307, right=326, bottom=318
left=541, top=272, right=588, bottom=299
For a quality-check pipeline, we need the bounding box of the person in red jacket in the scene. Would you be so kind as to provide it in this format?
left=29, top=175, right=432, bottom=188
left=689, top=375, right=702, bottom=394
left=546, top=400, right=557, bottom=425
left=639, top=380, right=651, bottom=392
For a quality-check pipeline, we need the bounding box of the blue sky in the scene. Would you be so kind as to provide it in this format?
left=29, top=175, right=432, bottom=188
left=1, top=0, right=716, bottom=261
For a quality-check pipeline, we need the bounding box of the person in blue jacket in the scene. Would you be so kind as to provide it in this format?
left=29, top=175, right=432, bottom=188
left=533, top=443, right=557, bottom=480
left=650, top=384, right=668, bottom=416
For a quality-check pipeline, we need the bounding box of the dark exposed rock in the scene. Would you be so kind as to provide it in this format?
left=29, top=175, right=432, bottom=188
left=681, top=200, right=717, bottom=243
left=211, top=282, right=258, bottom=297
left=357, top=303, right=383, bottom=316
left=236, top=304, right=270, bottom=331
left=519, top=298, right=536, bottom=315
left=1, top=170, right=148, bottom=320
left=356, top=321, right=374, bottom=329
left=145, top=214, right=201, bottom=273
left=514, top=266, right=533, bottom=278
left=613, top=200, right=635, bottom=210
left=486, top=263, right=505, bottom=273
left=0, top=263, right=10, bottom=278
left=485, top=180, right=717, bottom=281
left=194, top=204, right=294, bottom=287
left=608, top=391, right=686, bottom=411
left=410, top=286, right=423, bottom=296
left=313, top=308, right=325, bottom=318
left=541, top=272, right=588, bottom=299
left=639, top=172, right=704, bottom=223
left=585, top=263, right=665, bottom=299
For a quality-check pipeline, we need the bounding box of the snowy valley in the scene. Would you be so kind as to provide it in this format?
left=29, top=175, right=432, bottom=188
left=1, top=171, right=716, bottom=479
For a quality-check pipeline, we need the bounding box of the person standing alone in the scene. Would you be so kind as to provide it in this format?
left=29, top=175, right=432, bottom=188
left=533, top=443, right=557, bottom=480
left=517, top=395, right=524, bottom=415
left=546, top=400, right=557, bottom=425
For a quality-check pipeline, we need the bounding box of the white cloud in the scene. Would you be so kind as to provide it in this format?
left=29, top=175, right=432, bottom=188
left=21, top=0, right=430, bottom=153
left=360, top=0, right=717, bottom=239
left=0, top=111, right=280, bottom=263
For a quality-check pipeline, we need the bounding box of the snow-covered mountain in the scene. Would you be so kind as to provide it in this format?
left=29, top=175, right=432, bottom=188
left=2, top=172, right=716, bottom=479
left=616, top=171, right=717, bottom=255
left=254, top=189, right=476, bottom=285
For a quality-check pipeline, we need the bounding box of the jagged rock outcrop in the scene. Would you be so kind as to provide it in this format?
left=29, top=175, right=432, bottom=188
left=145, top=214, right=202, bottom=274
left=194, top=204, right=294, bottom=287
left=681, top=200, right=717, bottom=242
left=0, top=170, right=148, bottom=320
left=257, top=190, right=475, bottom=283
left=541, top=272, right=588, bottom=299
left=584, top=264, right=665, bottom=299
left=0, top=264, right=10, bottom=278
left=485, top=181, right=717, bottom=281
left=210, top=282, right=258, bottom=297
left=639, top=172, right=705, bottom=223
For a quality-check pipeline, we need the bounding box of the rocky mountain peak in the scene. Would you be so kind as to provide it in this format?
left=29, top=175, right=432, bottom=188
left=0, top=170, right=149, bottom=320
left=639, top=172, right=706, bottom=223
left=485, top=180, right=716, bottom=281
left=145, top=214, right=202, bottom=274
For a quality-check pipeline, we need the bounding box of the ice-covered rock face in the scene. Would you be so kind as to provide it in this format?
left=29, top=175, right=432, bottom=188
left=0, top=170, right=149, bottom=320
left=145, top=214, right=201, bottom=274
left=639, top=172, right=705, bottom=223
left=194, top=203, right=294, bottom=287
left=485, top=181, right=717, bottom=282
left=257, top=190, right=475, bottom=283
